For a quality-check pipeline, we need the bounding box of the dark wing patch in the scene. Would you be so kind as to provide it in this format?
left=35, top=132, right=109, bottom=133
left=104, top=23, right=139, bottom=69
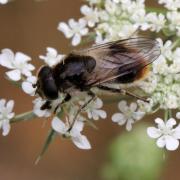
left=78, top=37, right=160, bottom=86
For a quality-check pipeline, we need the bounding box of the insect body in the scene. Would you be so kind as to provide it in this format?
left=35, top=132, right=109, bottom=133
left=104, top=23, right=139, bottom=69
left=35, top=37, right=160, bottom=130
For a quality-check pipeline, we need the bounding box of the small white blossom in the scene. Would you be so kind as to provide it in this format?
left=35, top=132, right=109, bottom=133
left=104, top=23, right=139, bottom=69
left=0, top=49, right=35, bottom=81
left=167, top=11, right=180, bottom=36
left=33, top=95, right=64, bottom=117
left=39, top=47, right=65, bottom=67
left=33, top=98, right=51, bottom=118
left=80, top=97, right=107, bottom=120
left=0, top=99, right=15, bottom=136
left=146, top=13, right=166, bottom=32
left=156, top=38, right=172, bottom=59
left=112, top=101, right=145, bottom=131
left=52, top=117, right=91, bottom=149
left=147, top=118, right=180, bottom=151
left=22, top=76, right=37, bottom=96
left=80, top=5, right=99, bottom=27
left=58, top=19, right=88, bottom=46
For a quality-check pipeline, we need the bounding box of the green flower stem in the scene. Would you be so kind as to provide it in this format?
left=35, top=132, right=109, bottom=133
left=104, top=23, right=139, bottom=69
left=4, top=75, right=22, bottom=88
left=11, top=111, right=36, bottom=123
left=164, top=109, right=172, bottom=122
left=35, top=110, right=64, bottom=164
left=35, top=128, right=56, bottom=165
left=172, top=38, right=180, bottom=50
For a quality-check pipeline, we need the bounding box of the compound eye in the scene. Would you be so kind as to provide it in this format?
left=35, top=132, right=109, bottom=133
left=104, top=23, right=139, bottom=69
left=43, top=78, right=58, bottom=100
left=38, top=66, right=58, bottom=100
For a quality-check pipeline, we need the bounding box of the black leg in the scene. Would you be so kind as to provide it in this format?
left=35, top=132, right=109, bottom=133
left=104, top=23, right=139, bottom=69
left=54, top=94, right=71, bottom=114
left=40, top=100, right=52, bottom=110
left=68, top=91, right=96, bottom=132
left=98, top=85, right=149, bottom=102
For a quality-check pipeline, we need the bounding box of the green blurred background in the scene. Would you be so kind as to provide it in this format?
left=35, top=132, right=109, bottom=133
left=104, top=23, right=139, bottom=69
left=0, top=0, right=180, bottom=180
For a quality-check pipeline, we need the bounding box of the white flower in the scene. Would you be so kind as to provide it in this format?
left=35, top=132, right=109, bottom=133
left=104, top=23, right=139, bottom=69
left=58, top=18, right=88, bottom=46
left=39, top=47, right=65, bottom=67
left=0, top=0, right=8, bottom=4
left=33, top=95, right=64, bottom=117
left=0, top=49, right=35, bottom=81
left=33, top=98, right=51, bottom=118
left=0, top=99, right=15, bottom=136
left=146, top=13, right=166, bottom=32
left=22, top=76, right=37, bottom=96
left=112, top=101, right=145, bottom=131
left=80, top=5, right=99, bottom=27
left=79, top=97, right=107, bottom=120
left=167, top=11, right=180, bottom=36
left=52, top=117, right=91, bottom=149
left=147, top=118, right=180, bottom=151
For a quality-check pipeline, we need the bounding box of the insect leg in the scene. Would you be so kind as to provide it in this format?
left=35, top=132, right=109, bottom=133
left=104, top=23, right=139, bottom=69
left=54, top=94, right=71, bottom=114
left=41, top=100, right=52, bottom=110
left=98, top=85, right=149, bottom=102
left=68, top=91, right=96, bottom=132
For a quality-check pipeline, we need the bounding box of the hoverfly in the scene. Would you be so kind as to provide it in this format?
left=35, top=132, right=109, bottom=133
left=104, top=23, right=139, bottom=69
left=34, top=37, right=160, bottom=130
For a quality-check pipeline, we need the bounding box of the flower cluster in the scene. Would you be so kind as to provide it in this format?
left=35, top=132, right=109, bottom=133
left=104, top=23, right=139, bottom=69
left=0, top=0, right=180, bottom=159
left=57, top=0, right=180, bottom=151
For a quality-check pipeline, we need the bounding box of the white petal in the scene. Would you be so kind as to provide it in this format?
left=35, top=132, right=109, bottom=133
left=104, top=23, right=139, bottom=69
left=130, top=102, right=137, bottom=111
left=27, top=76, right=37, bottom=84
left=165, top=135, right=179, bottom=151
left=51, top=117, right=66, bottom=134
left=79, top=18, right=87, bottom=28
left=47, top=47, right=57, bottom=56
left=2, top=121, right=10, bottom=136
left=7, top=112, right=15, bottom=119
left=69, top=19, right=77, bottom=29
left=0, top=99, right=6, bottom=108
left=0, top=49, right=14, bottom=68
left=6, top=100, right=14, bottom=113
left=155, top=118, right=165, bottom=129
left=58, top=22, right=73, bottom=38
left=22, top=69, right=32, bottom=77
left=94, top=98, right=103, bottom=109
left=22, top=82, right=35, bottom=95
left=72, top=34, right=81, bottom=46
left=112, top=113, right=126, bottom=125
left=166, top=118, right=176, bottom=128
left=6, top=69, right=21, bottom=81
left=176, top=112, right=180, bottom=119
left=173, top=124, right=180, bottom=139
left=27, top=64, right=35, bottom=71
left=126, top=119, right=134, bottom=131
left=156, top=136, right=166, bottom=148
left=147, top=127, right=162, bottom=138
left=133, top=111, right=145, bottom=120
left=118, top=100, right=128, bottom=113
left=15, top=52, right=31, bottom=62
left=72, top=135, right=91, bottom=149
left=97, top=110, right=107, bottom=119
left=72, top=120, right=84, bottom=133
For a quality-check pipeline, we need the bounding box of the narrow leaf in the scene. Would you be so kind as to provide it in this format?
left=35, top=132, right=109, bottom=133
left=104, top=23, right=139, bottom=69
left=35, top=128, right=56, bottom=165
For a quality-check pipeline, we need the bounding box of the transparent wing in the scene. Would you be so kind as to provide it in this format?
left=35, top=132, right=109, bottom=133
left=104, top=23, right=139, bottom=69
left=78, top=37, right=161, bottom=86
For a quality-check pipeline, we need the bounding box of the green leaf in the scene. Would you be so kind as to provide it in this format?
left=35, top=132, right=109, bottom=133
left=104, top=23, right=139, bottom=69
left=35, top=128, right=56, bottom=165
